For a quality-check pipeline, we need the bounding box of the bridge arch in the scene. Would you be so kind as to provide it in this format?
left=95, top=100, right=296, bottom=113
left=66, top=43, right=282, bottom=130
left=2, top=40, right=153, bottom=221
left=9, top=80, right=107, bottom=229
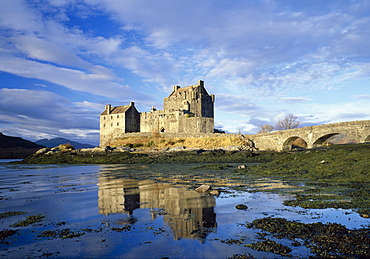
left=313, top=133, right=359, bottom=147
left=282, top=136, right=308, bottom=151
left=365, top=135, right=370, bottom=143
left=313, top=133, right=340, bottom=147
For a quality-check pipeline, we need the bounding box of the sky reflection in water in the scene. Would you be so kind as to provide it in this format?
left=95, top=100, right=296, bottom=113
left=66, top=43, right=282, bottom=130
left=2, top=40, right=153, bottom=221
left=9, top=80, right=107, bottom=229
left=0, top=163, right=368, bottom=258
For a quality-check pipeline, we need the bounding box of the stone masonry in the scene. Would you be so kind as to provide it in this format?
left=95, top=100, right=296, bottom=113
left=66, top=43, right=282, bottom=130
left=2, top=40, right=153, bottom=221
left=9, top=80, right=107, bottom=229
left=100, top=80, right=215, bottom=146
left=248, top=120, right=370, bottom=151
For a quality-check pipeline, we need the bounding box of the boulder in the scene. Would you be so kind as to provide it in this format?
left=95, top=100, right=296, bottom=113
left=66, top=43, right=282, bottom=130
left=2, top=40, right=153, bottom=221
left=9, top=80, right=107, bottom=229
left=235, top=204, right=248, bottom=210
left=35, top=147, right=50, bottom=155
left=221, top=145, right=242, bottom=151
left=167, top=146, right=186, bottom=152
left=113, top=146, right=132, bottom=152
left=195, top=184, right=212, bottom=193
left=238, top=165, right=247, bottom=169
left=210, top=190, right=220, bottom=196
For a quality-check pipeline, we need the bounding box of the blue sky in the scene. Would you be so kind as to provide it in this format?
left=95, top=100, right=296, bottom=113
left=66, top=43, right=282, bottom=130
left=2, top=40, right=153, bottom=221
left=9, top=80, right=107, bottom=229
left=0, top=0, right=369, bottom=145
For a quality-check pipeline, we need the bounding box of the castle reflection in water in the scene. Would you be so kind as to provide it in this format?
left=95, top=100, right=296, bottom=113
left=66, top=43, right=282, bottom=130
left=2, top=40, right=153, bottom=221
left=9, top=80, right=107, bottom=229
left=98, top=174, right=217, bottom=241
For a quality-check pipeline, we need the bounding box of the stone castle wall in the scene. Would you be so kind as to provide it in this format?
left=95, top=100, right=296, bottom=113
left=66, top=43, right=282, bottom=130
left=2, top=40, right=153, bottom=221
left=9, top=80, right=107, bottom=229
left=100, top=80, right=215, bottom=147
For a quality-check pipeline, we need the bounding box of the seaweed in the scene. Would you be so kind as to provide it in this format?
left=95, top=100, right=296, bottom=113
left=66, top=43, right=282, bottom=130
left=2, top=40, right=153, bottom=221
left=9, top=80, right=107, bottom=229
left=0, top=211, right=26, bottom=219
left=246, top=240, right=292, bottom=256
left=11, top=214, right=46, bottom=227
left=248, top=217, right=370, bottom=258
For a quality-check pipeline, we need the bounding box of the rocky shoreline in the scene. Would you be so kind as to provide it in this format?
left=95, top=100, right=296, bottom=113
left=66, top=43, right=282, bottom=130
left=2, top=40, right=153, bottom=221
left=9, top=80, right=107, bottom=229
left=20, top=143, right=259, bottom=164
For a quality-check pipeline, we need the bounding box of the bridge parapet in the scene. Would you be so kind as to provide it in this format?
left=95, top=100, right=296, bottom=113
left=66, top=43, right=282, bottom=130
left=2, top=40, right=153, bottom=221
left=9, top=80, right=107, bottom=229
left=249, top=120, right=370, bottom=151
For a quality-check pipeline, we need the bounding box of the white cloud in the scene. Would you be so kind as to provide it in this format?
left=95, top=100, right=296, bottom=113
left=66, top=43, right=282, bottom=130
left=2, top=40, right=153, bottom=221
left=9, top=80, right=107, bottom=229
left=0, top=0, right=41, bottom=32
left=0, top=88, right=100, bottom=144
left=1, top=0, right=370, bottom=142
left=302, top=101, right=370, bottom=123
left=11, top=36, right=91, bottom=68
left=74, top=101, right=104, bottom=111
left=352, top=94, right=370, bottom=100
left=216, top=93, right=261, bottom=115
left=280, top=97, right=312, bottom=104
left=0, top=53, right=148, bottom=101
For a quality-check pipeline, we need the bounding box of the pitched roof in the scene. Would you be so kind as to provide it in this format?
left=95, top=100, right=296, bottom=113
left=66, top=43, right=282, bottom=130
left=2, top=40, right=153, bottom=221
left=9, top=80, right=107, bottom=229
left=101, top=105, right=130, bottom=115
left=168, top=85, right=198, bottom=97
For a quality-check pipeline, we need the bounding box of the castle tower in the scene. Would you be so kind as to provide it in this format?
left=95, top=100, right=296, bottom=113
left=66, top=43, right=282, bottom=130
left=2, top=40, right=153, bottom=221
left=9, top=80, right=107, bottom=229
left=164, top=80, right=215, bottom=118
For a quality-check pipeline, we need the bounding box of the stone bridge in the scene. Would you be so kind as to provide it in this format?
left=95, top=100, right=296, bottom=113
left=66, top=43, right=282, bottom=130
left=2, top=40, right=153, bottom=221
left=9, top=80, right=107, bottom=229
left=248, top=120, right=370, bottom=151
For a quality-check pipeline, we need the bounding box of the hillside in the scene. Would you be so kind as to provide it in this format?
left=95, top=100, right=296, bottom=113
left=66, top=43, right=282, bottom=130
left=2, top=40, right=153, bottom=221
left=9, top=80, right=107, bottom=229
left=0, top=132, right=45, bottom=159
left=35, top=138, right=95, bottom=149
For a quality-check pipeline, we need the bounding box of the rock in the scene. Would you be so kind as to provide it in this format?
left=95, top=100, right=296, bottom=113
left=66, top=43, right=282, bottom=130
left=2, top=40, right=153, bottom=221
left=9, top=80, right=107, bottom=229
left=113, top=146, right=132, bottom=152
left=57, top=143, right=75, bottom=151
left=35, top=147, right=50, bottom=155
left=235, top=204, right=248, bottom=210
left=167, top=146, right=186, bottom=152
left=238, top=165, right=247, bottom=169
left=318, top=160, right=328, bottom=164
left=210, top=190, right=220, bottom=196
left=195, top=184, right=212, bottom=193
left=184, top=148, right=204, bottom=154
left=360, top=214, right=369, bottom=218
left=221, top=145, right=242, bottom=151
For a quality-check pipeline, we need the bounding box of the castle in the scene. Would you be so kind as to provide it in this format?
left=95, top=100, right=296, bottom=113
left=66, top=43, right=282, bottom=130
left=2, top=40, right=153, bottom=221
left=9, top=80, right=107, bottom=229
left=100, top=80, right=215, bottom=146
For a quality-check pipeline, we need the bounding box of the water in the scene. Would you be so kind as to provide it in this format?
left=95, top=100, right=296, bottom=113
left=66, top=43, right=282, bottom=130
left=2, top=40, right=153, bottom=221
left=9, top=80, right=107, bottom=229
left=0, top=162, right=368, bottom=258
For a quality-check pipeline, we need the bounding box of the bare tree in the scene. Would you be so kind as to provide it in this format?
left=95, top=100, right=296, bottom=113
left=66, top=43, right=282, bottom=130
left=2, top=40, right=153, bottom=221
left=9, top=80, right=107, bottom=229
left=258, top=124, right=274, bottom=133
left=275, top=114, right=300, bottom=130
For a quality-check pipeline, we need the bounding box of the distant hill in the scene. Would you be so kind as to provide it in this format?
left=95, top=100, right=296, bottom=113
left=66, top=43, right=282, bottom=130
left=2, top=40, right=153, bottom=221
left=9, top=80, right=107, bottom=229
left=35, top=138, right=95, bottom=149
left=0, top=132, right=45, bottom=159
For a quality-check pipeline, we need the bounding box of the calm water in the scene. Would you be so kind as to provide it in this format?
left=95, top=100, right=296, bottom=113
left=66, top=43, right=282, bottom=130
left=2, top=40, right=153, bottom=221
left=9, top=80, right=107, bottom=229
left=0, top=161, right=368, bottom=258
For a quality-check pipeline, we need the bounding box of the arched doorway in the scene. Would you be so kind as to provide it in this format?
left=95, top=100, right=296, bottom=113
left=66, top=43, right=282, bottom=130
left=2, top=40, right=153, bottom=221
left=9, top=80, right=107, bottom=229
left=283, top=137, right=308, bottom=151
left=160, top=127, right=166, bottom=132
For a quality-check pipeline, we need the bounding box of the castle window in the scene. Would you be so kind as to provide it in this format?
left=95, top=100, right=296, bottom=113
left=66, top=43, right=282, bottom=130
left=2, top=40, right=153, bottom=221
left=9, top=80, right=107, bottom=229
left=117, top=115, right=119, bottom=118
left=111, top=116, right=113, bottom=119
left=117, top=123, right=119, bottom=126
left=103, top=124, right=105, bottom=127
left=111, top=123, right=113, bottom=126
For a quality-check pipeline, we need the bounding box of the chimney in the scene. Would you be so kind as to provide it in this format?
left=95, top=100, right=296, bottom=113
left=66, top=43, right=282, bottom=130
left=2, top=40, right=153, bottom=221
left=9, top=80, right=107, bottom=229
left=105, top=104, right=111, bottom=114
left=198, top=80, right=204, bottom=87
left=173, top=85, right=180, bottom=92
left=130, top=102, right=135, bottom=106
